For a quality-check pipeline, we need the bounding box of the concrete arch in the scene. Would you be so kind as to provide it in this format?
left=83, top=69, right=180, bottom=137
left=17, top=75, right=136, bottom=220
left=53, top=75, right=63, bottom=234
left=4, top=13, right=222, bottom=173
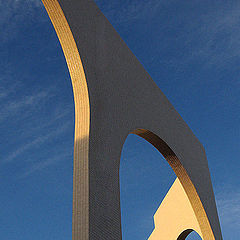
left=131, top=130, right=210, bottom=240
left=41, top=1, right=222, bottom=240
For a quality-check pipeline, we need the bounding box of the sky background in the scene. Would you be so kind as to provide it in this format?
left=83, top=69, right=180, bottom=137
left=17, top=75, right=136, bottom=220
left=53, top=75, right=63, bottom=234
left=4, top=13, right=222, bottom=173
left=0, top=0, right=239, bottom=239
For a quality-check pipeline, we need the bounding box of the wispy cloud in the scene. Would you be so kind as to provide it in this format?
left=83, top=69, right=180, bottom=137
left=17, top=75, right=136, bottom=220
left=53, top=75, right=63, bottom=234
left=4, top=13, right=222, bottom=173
left=7, top=91, right=49, bottom=110
left=0, top=87, right=10, bottom=100
left=0, top=89, right=52, bottom=122
left=0, top=74, right=22, bottom=100
left=95, top=0, right=165, bottom=23
left=0, top=0, right=42, bottom=6
left=193, top=4, right=240, bottom=68
left=3, top=122, right=70, bottom=163
left=216, top=189, right=240, bottom=233
left=0, top=0, right=44, bottom=43
left=19, top=152, right=71, bottom=178
left=173, top=2, right=240, bottom=70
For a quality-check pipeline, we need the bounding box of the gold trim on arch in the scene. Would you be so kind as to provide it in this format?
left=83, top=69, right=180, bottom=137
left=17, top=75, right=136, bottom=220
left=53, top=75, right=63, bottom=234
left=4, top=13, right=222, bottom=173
left=148, top=178, right=203, bottom=240
left=41, top=1, right=217, bottom=239
left=41, top=1, right=90, bottom=239
left=133, top=129, right=215, bottom=240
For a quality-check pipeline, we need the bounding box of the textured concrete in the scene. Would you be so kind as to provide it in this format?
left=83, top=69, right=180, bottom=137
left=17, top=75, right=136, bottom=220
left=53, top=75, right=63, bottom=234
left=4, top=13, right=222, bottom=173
left=42, top=0, right=222, bottom=239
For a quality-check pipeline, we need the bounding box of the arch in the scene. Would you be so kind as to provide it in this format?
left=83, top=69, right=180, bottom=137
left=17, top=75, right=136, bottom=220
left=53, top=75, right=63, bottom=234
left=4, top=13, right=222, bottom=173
left=177, top=229, right=194, bottom=240
left=41, top=1, right=222, bottom=240
left=132, top=129, right=211, bottom=239
left=183, top=230, right=203, bottom=240
left=119, top=133, right=176, bottom=239
left=120, top=131, right=208, bottom=240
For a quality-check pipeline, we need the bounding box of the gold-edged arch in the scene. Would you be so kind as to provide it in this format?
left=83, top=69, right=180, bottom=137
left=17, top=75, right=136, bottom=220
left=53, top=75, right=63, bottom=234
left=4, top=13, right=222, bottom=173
left=41, top=1, right=215, bottom=240
left=132, top=129, right=214, bottom=239
left=41, top=1, right=90, bottom=239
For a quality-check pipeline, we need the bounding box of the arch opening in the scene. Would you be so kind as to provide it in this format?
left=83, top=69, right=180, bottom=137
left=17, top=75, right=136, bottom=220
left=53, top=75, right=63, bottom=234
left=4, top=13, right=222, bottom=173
left=178, top=230, right=203, bottom=240
left=129, top=129, right=212, bottom=240
left=120, top=130, right=208, bottom=239
left=120, top=133, right=176, bottom=239
left=177, top=229, right=194, bottom=240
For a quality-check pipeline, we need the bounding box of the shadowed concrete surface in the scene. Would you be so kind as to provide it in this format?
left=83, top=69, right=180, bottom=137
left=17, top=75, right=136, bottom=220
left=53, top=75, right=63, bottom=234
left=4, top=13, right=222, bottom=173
left=41, top=0, right=222, bottom=239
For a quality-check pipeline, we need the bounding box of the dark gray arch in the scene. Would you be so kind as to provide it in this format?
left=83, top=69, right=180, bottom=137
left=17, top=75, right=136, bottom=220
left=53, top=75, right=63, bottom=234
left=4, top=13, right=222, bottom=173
left=42, top=1, right=222, bottom=239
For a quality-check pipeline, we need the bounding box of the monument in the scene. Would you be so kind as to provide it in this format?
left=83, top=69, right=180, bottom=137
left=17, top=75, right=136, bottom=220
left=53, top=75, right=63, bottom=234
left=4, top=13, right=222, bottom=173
left=41, top=0, right=223, bottom=239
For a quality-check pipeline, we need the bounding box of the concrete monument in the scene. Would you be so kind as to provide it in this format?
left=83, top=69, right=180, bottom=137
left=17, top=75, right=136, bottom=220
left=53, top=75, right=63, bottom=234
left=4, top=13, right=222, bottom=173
left=41, top=0, right=222, bottom=239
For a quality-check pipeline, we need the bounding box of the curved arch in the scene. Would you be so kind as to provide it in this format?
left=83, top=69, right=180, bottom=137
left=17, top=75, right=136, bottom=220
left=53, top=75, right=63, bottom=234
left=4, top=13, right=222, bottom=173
left=177, top=229, right=204, bottom=240
left=177, top=229, right=194, bottom=240
left=132, top=129, right=214, bottom=240
left=41, top=1, right=222, bottom=240
left=41, top=1, right=90, bottom=239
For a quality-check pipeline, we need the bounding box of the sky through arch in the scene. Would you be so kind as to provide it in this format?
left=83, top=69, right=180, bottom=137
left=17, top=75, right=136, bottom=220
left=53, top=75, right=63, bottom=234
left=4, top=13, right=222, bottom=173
left=120, top=134, right=176, bottom=239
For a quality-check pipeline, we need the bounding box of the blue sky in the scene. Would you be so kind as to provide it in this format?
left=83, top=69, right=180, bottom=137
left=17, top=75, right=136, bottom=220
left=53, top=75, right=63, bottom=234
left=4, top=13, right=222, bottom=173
left=0, top=0, right=239, bottom=239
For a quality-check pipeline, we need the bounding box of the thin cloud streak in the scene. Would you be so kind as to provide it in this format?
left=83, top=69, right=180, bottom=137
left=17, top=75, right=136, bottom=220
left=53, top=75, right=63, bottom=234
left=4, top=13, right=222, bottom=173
left=179, top=2, right=240, bottom=70
left=150, top=2, right=240, bottom=74
left=19, top=152, right=72, bottom=179
left=0, top=90, right=52, bottom=122
left=0, top=76, right=22, bottom=101
left=216, top=189, right=240, bottom=234
left=0, top=88, right=9, bottom=100
left=0, top=0, right=44, bottom=43
left=95, top=0, right=164, bottom=23
left=3, top=122, right=70, bottom=163
left=193, top=4, right=240, bottom=68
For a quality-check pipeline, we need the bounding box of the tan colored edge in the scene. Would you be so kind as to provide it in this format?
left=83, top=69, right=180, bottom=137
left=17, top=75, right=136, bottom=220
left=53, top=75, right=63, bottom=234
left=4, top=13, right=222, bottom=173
left=41, top=1, right=90, bottom=240
left=133, top=129, right=215, bottom=240
left=148, top=178, right=203, bottom=240
left=172, top=163, right=214, bottom=240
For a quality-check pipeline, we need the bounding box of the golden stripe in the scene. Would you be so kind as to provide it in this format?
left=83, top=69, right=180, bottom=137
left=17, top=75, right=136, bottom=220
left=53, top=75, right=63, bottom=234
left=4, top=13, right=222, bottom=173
left=41, top=1, right=90, bottom=239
